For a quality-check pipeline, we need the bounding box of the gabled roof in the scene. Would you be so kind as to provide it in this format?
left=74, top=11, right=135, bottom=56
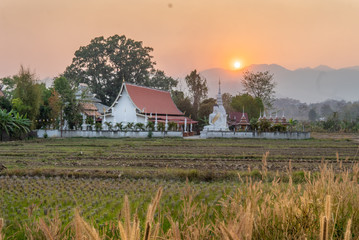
left=228, top=112, right=249, bottom=125
left=125, top=83, right=183, bottom=115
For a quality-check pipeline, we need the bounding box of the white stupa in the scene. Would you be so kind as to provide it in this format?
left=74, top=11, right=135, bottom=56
left=203, top=79, right=229, bottom=131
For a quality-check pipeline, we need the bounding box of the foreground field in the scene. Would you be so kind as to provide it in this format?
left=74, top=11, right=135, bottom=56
left=0, top=136, right=359, bottom=239
left=1, top=165, right=359, bottom=239
left=0, top=136, right=358, bottom=178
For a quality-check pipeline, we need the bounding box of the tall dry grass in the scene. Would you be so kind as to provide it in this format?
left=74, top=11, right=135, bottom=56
left=2, top=160, right=359, bottom=239
left=0, top=218, right=3, bottom=240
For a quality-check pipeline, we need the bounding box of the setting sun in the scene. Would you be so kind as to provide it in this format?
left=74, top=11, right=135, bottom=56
left=234, top=61, right=241, bottom=69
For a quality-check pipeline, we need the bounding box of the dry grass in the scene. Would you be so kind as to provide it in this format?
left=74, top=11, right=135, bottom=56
left=2, top=160, right=359, bottom=239
left=0, top=218, right=3, bottom=240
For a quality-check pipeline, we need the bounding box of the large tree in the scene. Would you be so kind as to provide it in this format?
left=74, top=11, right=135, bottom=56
left=242, top=71, right=276, bottom=107
left=171, top=90, right=193, bottom=117
left=185, top=70, right=208, bottom=119
left=64, top=35, right=177, bottom=105
left=231, top=93, right=264, bottom=120
left=12, top=66, right=42, bottom=126
left=53, top=77, right=82, bottom=129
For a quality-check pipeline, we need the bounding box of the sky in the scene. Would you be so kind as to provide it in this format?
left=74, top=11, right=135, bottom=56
left=1, top=0, right=359, bottom=80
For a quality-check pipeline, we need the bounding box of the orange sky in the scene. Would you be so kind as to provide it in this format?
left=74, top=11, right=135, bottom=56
left=1, top=0, right=359, bottom=79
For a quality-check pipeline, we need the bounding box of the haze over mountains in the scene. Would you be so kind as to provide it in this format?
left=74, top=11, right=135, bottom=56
left=200, top=64, right=359, bottom=103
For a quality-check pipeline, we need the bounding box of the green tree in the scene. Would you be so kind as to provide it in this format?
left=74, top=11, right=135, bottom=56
left=222, top=93, right=234, bottom=113
left=0, top=96, right=12, bottom=112
left=48, top=90, right=62, bottom=123
left=53, top=77, right=82, bottom=129
left=185, top=70, right=208, bottom=119
left=0, top=109, right=31, bottom=140
left=242, top=71, right=276, bottom=107
left=64, top=35, right=177, bottom=105
left=36, top=84, right=53, bottom=129
left=171, top=90, right=193, bottom=117
left=231, top=93, right=264, bottom=119
left=198, top=98, right=216, bottom=121
left=12, top=66, right=42, bottom=126
left=0, top=77, right=16, bottom=98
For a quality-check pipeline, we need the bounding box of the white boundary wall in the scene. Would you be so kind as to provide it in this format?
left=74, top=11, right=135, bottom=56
left=200, top=131, right=311, bottom=139
left=37, top=130, right=182, bottom=138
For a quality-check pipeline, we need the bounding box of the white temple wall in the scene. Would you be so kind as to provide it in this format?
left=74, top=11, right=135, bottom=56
left=105, top=90, right=147, bottom=125
left=37, top=129, right=182, bottom=138
left=200, top=131, right=311, bottom=139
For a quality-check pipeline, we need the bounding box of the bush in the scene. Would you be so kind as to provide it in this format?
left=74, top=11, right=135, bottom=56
left=95, top=122, right=102, bottom=131
left=168, top=121, right=177, bottom=131
left=157, top=122, right=165, bottom=132
left=270, top=123, right=287, bottom=132
left=146, top=121, right=154, bottom=131
left=258, top=119, right=271, bottom=132
left=0, top=109, right=31, bottom=141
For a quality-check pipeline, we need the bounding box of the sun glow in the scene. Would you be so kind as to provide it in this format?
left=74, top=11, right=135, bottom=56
left=234, top=61, right=241, bottom=69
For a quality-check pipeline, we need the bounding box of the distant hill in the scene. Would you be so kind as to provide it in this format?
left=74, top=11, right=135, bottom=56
left=199, top=64, right=359, bottom=103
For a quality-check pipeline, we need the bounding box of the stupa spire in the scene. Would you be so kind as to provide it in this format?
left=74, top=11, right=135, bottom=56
left=218, top=78, right=221, bottom=95
left=217, top=78, right=223, bottom=106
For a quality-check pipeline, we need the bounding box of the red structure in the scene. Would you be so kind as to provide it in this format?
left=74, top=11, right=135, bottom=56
left=228, top=112, right=250, bottom=130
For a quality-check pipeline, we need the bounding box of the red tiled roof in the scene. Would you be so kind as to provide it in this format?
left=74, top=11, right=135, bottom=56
left=83, top=110, right=101, bottom=117
left=81, top=102, right=98, bottom=111
left=126, top=84, right=183, bottom=115
left=228, top=112, right=249, bottom=125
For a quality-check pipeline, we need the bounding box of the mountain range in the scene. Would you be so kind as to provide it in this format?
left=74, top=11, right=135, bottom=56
left=199, top=64, right=359, bottom=103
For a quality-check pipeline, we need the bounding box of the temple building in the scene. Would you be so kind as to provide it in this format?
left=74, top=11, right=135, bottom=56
left=228, top=110, right=250, bottom=130
left=104, top=82, right=196, bottom=132
left=259, top=111, right=288, bottom=125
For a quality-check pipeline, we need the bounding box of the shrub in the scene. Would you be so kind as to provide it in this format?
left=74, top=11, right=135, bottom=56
left=0, top=109, right=31, bottom=140
left=168, top=121, right=177, bottom=131
left=146, top=121, right=154, bottom=131
left=95, top=122, right=102, bottom=131
left=105, top=121, right=113, bottom=131
left=270, top=123, right=287, bottom=132
left=157, top=122, right=165, bottom=132
left=134, top=122, right=145, bottom=131
left=115, top=122, right=123, bottom=131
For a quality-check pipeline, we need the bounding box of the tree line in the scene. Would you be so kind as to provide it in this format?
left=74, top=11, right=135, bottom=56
left=0, top=34, right=276, bottom=137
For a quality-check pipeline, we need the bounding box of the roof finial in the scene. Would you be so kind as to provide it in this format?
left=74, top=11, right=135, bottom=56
left=122, top=76, right=125, bottom=83
left=218, top=78, right=221, bottom=95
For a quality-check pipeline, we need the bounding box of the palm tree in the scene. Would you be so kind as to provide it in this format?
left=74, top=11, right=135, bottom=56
left=134, top=122, right=145, bottom=131
left=126, top=122, right=134, bottom=131
left=115, top=122, right=124, bottom=131
left=0, top=109, right=31, bottom=140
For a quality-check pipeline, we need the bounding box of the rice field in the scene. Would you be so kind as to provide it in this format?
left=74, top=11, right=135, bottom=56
left=0, top=135, right=359, bottom=239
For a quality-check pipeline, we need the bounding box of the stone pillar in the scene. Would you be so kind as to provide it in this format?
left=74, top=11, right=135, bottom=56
left=102, top=113, right=107, bottom=131
left=165, top=114, right=168, bottom=131
left=81, top=114, right=87, bottom=131
left=64, top=119, right=68, bottom=130
left=184, top=118, right=187, bottom=132
left=155, top=113, right=158, bottom=131
left=145, top=113, right=148, bottom=126
left=190, top=123, right=193, bottom=132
